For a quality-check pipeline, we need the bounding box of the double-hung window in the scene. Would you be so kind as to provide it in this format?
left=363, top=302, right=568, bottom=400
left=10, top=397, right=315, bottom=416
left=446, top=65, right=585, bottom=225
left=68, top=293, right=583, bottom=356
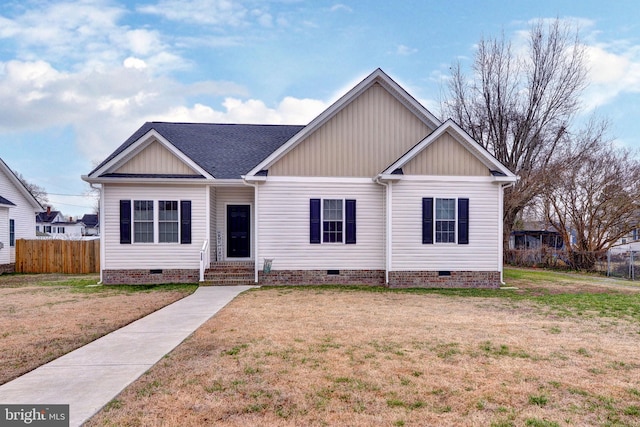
left=121, top=200, right=191, bottom=245
left=134, top=200, right=154, bottom=243
left=9, top=219, right=14, bottom=247
left=435, top=198, right=456, bottom=243
left=310, top=198, right=356, bottom=244
left=422, top=197, right=469, bottom=245
left=159, top=201, right=179, bottom=243
left=323, top=199, right=343, bottom=243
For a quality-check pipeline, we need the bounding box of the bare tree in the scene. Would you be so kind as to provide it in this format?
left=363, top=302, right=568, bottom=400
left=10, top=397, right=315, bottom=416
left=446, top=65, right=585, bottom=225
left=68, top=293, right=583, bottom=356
left=13, top=171, right=48, bottom=207
left=543, top=121, right=640, bottom=269
left=442, top=19, right=588, bottom=247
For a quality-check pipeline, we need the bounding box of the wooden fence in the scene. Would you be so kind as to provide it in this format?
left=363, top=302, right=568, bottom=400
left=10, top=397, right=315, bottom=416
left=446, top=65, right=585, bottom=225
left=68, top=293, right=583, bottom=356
left=15, top=239, right=100, bottom=274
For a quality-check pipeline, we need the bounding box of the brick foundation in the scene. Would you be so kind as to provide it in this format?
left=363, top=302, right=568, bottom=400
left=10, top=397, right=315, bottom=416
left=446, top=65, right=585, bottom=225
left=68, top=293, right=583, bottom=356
left=388, top=271, right=501, bottom=289
left=258, top=269, right=386, bottom=286
left=103, top=269, right=199, bottom=285
left=0, top=263, right=15, bottom=275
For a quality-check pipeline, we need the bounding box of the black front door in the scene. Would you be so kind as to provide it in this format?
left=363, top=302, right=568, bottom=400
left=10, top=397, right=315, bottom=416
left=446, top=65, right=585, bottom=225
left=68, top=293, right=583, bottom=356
left=227, top=205, right=250, bottom=258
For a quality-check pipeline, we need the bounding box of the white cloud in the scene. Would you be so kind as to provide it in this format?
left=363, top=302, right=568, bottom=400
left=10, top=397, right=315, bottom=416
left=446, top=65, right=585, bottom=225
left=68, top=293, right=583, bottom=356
left=396, top=44, right=418, bottom=56
left=138, top=0, right=248, bottom=26
left=330, top=4, right=353, bottom=13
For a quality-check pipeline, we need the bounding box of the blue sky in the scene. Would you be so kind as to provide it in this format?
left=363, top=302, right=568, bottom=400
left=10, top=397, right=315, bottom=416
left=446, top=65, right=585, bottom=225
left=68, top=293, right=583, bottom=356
left=1, top=0, right=640, bottom=217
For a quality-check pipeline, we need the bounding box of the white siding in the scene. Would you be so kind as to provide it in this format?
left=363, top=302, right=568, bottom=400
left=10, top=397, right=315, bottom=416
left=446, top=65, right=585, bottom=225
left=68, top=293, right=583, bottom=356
left=0, top=167, right=38, bottom=263
left=215, top=186, right=254, bottom=261
left=103, top=184, right=208, bottom=269
left=391, top=179, right=501, bottom=271
left=258, top=180, right=385, bottom=270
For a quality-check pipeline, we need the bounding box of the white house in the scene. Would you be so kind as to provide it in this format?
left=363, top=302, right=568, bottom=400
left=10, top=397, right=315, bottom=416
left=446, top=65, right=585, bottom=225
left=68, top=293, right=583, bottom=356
left=0, top=158, right=42, bottom=272
left=36, top=207, right=84, bottom=238
left=83, top=69, right=517, bottom=287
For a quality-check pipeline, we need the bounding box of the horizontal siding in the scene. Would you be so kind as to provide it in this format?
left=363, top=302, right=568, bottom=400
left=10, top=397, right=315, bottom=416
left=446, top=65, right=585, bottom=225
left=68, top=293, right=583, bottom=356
left=215, top=186, right=254, bottom=260
left=258, top=181, right=385, bottom=270
left=269, top=84, right=432, bottom=177
left=115, top=141, right=199, bottom=175
left=103, top=184, right=207, bottom=269
left=391, top=180, right=500, bottom=271
left=0, top=167, right=38, bottom=263
left=403, top=133, right=490, bottom=176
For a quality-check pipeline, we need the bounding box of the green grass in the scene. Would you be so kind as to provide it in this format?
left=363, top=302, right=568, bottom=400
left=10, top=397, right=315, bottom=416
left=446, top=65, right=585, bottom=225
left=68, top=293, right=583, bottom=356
left=26, top=275, right=198, bottom=294
left=257, top=268, right=640, bottom=323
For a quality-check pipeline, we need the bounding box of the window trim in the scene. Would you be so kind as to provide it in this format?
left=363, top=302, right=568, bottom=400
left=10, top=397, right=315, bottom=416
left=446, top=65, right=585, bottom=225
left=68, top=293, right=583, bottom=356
left=422, top=197, right=469, bottom=245
left=158, top=200, right=179, bottom=243
left=322, top=198, right=345, bottom=244
left=9, top=219, right=15, bottom=247
left=435, top=198, right=456, bottom=244
left=121, top=199, right=192, bottom=245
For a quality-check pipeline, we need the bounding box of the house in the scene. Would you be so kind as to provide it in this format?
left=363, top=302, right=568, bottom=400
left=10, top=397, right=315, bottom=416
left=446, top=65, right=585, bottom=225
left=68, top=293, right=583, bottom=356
left=510, top=221, right=564, bottom=250
left=82, top=69, right=517, bottom=287
left=0, top=158, right=42, bottom=273
left=36, top=207, right=84, bottom=238
left=81, top=213, right=99, bottom=236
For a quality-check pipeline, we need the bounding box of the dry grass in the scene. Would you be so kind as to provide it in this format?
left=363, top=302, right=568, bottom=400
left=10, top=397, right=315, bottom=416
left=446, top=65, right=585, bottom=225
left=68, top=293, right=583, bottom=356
left=0, top=274, right=196, bottom=385
left=87, top=270, right=640, bottom=427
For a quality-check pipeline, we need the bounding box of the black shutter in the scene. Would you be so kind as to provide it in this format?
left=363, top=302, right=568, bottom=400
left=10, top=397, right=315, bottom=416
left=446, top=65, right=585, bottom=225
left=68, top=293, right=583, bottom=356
left=458, top=198, right=469, bottom=244
left=345, top=199, right=356, bottom=244
left=310, top=199, right=321, bottom=244
left=422, top=197, right=433, bottom=244
left=120, top=200, right=131, bottom=244
left=180, top=200, right=192, bottom=244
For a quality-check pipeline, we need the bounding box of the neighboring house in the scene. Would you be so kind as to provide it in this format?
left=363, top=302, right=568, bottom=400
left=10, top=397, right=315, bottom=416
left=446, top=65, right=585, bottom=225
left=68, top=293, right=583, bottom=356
left=610, top=226, right=640, bottom=254
left=83, top=69, right=517, bottom=287
left=36, top=207, right=84, bottom=238
left=510, top=222, right=564, bottom=250
left=81, top=213, right=100, bottom=236
left=0, top=158, right=42, bottom=272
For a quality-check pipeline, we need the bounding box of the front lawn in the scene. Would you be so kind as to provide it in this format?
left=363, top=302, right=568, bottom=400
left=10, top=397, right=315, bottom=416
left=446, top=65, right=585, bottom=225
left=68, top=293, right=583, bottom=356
left=87, top=269, right=640, bottom=426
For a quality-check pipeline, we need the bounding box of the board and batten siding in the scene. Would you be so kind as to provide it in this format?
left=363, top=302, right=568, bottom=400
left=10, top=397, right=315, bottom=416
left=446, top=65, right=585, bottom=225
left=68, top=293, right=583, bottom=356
left=215, top=186, right=254, bottom=260
left=268, top=83, right=433, bottom=177
left=103, top=184, right=207, bottom=269
left=257, top=180, right=385, bottom=270
left=114, top=141, right=199, bottom=175
left=391, top=179, right=501, bottom=271
left=0, top=168, right=38, bottom=263
left=402, top=133, right=491, bottom=176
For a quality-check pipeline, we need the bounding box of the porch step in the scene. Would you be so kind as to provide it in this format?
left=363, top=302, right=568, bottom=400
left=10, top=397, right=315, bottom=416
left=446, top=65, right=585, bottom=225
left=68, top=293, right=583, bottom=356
left=202, top=261, right=255, bottom=286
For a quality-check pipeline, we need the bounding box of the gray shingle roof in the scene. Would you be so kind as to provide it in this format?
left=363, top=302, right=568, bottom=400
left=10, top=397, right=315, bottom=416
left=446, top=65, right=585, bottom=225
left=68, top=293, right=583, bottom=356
left=0, top=195, right=15, bottom=206
left=91, top=122, right=305, bottom=179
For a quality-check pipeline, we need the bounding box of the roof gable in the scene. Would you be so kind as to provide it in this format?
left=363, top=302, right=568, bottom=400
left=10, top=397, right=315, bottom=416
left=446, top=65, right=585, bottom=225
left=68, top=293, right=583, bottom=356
left=87, top=123, right=304, bottom=180
left=246, top=68, right=441, bottom=177
left=114, top=140, right=201, bottom=176
left=380, top=119, right=517, bottom=180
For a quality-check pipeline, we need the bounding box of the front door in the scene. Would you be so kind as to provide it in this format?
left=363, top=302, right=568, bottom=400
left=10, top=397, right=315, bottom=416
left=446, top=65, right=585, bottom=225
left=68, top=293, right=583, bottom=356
left=227, top=205, right=250, bottom=258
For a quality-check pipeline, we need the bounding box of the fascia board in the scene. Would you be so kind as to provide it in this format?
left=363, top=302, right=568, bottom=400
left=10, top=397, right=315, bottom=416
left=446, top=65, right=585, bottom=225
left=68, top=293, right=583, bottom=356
left=88, top=129, right=214, bottom=180
left=81, top=175, right=213, bottom=185
left=246, top=69, right=442, bottom=177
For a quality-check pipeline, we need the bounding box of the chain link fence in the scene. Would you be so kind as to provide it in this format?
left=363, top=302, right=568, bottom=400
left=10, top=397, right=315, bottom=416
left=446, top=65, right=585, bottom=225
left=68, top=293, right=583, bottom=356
left=506, top=248, right=639, bottom=280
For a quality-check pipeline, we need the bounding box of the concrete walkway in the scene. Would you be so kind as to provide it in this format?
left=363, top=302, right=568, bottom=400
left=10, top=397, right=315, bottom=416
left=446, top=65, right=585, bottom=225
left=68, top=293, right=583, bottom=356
left=0, top=286, right=255, bottom=426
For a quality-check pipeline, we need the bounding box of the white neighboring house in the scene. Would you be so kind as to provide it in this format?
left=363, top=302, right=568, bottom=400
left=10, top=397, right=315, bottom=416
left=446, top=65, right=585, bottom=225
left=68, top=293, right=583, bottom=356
left=36, top=207, right=84, bottom=238
left=609, top=227, right=640, bottom=254
left=0, top=158, right=42, bottom=272
left=83, top=69, right=517, bottom=287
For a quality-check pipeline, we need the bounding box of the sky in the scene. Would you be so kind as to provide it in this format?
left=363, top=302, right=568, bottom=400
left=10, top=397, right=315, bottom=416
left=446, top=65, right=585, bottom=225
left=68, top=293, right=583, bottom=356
left=1, top=0, right=640, bottom=218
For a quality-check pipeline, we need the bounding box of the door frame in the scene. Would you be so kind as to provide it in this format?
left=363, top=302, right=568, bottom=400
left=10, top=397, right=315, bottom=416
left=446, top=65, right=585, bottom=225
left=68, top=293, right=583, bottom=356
left=224, top=203, right=252, bottom=260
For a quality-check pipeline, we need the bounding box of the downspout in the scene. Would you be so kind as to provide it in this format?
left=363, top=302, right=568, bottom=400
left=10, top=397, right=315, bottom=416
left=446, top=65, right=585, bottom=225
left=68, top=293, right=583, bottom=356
left=90, top=182, right=104, bottom=285
left=499, top=181, right=516, bottom=285
left=374, top=177, right=391, bottom=285
left=242, top=179, right=260, bottom=284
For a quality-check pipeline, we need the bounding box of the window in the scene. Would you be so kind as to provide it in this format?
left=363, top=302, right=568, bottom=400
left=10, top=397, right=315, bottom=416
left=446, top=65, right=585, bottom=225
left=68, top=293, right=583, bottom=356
left=120, top=200, right=191, bottom=245
left=310, top=199, right=356, bottom=244
left=9, top=219, right=14, bottom=247
left=134, top=200, right=154, bottom=243
left=323, top=199, right=343, bottom=243
left=159, top=201, right=179, bottom=243
left=422, top=197, right=469, bottom=245
left=44, top=225, right=51, bottom=233
left=435, top=198, right=456, bottom=243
